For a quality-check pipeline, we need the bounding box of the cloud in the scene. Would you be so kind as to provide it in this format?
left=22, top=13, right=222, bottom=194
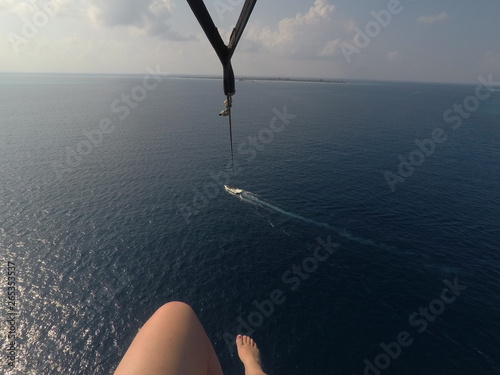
left=245, top=0, right=349, bottom=59
left=386, top=51, right=401, bottom=62
left=87, top=0, right=194, bottom=41
left=0, top=0, right=65, bottom=17
left=0, top=0, right=31, bottom=16
left=417, top=12, right=449, bottom=24
left=320, top=39, right=342, bottom=57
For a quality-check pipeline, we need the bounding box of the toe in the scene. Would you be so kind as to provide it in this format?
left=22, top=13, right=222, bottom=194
left=236, top=334, right=243, bottom=346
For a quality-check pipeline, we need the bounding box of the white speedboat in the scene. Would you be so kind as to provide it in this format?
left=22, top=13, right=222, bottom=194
left=224, top=185, right=243, bottom=195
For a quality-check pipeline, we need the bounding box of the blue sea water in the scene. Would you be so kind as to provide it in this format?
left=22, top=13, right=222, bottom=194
left=0, top=73, right=499, bottom=375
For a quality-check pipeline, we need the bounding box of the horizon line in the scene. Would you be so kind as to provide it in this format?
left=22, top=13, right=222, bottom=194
left=0, top=71, right=481, bottom=86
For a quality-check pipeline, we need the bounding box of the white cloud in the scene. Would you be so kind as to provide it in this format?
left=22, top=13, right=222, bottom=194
left=87, top=0, right=194, bottom=41
left=2, top=30, right=185, bottom=73
left=245, top=0, right=349, bottom=59
left=0, top=0, right=33, bottom=17
left=320, top=39, right=342, bottom=57
left=417, top=12, right=449, bottom=24
left=0, top=0, right=74, bottom=18
left=387, top=51, right=401, bottom=61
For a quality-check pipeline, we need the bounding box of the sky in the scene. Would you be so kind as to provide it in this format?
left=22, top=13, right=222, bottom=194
left=1, top=0, right=499, bottom=83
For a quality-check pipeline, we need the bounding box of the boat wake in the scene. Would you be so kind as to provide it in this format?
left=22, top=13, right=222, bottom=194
left=226, top=187, right=392, bottom=251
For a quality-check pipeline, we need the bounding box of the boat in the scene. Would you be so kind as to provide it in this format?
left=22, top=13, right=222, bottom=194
left=224, top=185, right=243, bottom=195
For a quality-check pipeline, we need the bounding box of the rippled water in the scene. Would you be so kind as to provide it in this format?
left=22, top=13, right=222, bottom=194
left=1, top=75, right=499, bottom=374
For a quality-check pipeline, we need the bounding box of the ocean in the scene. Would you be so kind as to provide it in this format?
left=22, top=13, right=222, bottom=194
left=0, top=73, right=499, bottom=374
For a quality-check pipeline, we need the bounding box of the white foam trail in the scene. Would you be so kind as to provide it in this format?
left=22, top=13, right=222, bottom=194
left=236, top=190, right=392, bottom=251
left=241, top=191, right=329, bottom=229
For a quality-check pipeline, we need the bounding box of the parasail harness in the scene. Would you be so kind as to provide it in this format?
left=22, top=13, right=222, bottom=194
left=186, top=0, right=258, bottom=172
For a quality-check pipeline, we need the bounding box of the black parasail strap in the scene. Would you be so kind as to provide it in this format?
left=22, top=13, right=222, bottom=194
left=186, top=0, right=257, bottom=174
left=186, top=0, right=257, bottom=96
left=227, top=0, right=257, bottom=57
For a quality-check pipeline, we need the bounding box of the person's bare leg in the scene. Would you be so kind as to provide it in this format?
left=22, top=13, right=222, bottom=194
left=236, top=335, right=267, bottom=375
left=114, top=301, right=223, bottom=375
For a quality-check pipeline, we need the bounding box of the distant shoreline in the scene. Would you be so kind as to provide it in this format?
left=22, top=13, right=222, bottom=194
left=172, top=75, right=347, bottom=84
left=0, top=72, right=490, bottom=87
left=0, top=71, right=346, bottom=85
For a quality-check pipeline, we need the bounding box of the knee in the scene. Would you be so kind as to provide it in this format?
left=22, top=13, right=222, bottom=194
left=156, top=301, right=195, bottom=316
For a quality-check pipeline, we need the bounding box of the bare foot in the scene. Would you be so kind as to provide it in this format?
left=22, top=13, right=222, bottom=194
left=236, top=334, right=267, bottom=375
